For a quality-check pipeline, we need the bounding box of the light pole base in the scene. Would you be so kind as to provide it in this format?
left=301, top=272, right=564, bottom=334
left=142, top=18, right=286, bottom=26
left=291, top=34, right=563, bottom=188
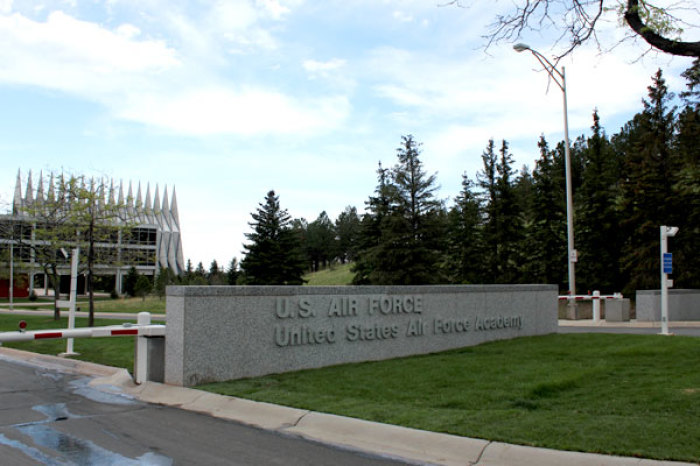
left=566, top=302, right=582, bottom=320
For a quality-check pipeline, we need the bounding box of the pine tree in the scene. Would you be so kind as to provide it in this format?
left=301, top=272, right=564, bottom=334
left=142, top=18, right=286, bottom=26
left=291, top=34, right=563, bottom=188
left=334, top=206, right=361, bottom=263
left=618, top=69, right=679, bottom=293
left=493, top=140, right=522, bottom=283
left=477, top=139, right=499, bottom=282
left=134, top=274, right=152, bottom=301
left=526, top=136, right=567, bottom=287
left=374, top=136, right=445, bottom=284
left=240, top=190, right=306, bottom=285
left=445, top=174, right=482, bottom=283
left=154, top=266, right=175, bottom=299
left=226, top=257, right=240, bottom=285
left=576, top=110, right=624, bottom=293
left=352, top=163, right=394, bottom=284
left=353, top=136, right=445, bottom=285
left=305, top=211, right=336, bottom=271
left=124, top=266, right=139, bottom=297
left=672, top=59, right=700, bottom=288
left=208, top=259, right=226, bottom=285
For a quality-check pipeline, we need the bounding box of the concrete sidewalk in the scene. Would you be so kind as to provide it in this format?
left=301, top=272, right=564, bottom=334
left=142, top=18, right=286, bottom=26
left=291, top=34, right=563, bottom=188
left=559, top=319, right=700, bottom=328
left=0, top=346, right=693, bottom=466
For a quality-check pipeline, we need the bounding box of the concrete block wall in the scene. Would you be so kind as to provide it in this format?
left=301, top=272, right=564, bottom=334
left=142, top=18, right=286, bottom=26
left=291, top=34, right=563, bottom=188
left=165, top=285, right=558, bottom=387
left=636, top=289, right=700, bottom=321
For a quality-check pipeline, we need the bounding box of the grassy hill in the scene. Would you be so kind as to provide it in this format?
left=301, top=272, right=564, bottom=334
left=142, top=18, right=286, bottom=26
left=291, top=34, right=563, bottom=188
left=303, top=263, right=355, bottom=285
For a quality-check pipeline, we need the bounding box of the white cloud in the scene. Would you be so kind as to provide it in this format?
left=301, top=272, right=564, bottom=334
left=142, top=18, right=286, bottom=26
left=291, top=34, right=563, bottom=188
left=303, top=58, right=346, bottom=73
left=115, top=23, right=141, bottom=40
left=256, top=0, right=292, bottom=20
left=0, top=0, right=11, bottom=14
left=0, top=11, right=179, bottom=88
left=0, top=9, right=350, bottom=136
left=392, top=10, right=413, bottom=23
left=116, top=87, right=350, bottom=136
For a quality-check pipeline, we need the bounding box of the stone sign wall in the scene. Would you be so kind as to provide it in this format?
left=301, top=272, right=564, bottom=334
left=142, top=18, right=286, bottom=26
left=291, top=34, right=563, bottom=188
left=165, top=285, right=557, bottom=387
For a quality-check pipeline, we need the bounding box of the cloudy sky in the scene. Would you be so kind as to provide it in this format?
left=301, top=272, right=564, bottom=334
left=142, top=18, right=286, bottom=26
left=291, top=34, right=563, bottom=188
left=0, top=0, right=696, bottom=269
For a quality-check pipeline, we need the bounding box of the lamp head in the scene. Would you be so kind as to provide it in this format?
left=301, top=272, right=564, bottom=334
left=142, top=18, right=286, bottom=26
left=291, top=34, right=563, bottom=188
left=665, top=226, right=679, bottom=237
left=513, top=43, right=530, bottom=53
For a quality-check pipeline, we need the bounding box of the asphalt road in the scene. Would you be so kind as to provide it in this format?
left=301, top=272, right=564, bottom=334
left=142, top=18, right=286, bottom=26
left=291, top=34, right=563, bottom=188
left=0, top=359, right=403, bottom=465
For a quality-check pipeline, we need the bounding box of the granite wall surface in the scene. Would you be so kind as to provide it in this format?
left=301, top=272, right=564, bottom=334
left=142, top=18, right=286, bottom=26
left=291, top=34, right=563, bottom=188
left=636, top=289, right=700, bottom=321
left=164, top=285, right=558, bottom=386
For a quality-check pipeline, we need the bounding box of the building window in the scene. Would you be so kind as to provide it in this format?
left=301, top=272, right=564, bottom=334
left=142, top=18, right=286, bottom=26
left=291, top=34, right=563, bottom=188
left=126, top=227, right=157, bottom=246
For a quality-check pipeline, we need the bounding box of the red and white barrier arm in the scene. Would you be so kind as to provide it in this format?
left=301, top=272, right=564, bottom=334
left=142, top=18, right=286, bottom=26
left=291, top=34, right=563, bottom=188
left=0, top=324, right=165, bottom=343
left=558, top=294, right=623, bottom=301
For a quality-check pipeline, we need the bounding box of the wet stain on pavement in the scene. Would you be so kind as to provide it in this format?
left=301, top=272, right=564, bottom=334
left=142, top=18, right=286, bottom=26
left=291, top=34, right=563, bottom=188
left=5, top=403, right=172, bottom=465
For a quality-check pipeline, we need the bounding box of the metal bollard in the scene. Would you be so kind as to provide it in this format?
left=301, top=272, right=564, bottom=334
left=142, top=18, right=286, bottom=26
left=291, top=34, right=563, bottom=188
left=592, top=290, right=601, bottom=322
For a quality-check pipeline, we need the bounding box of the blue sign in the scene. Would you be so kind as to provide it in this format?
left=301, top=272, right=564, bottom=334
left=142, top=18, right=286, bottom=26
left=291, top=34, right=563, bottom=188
left=663, top=253, right=673, bottom=274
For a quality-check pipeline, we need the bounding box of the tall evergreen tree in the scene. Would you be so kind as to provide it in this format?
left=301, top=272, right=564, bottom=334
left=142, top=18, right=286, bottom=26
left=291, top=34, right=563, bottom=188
left=477, top=139, right=499, bottom=282
left=353, top=136, right=445, bottom=285
left=493, top=140, right=523, bottom=283
left=525, top=136, right=567, bottom=287
left=334, top=206, right=361, bottom=263
left=618, top=69, right=679, bottom=293
left=352, top=163, right=394, bottom=284
left=240, top=190, right=306, bottom=285
left=672, top=59, right=700, bottom=288
left=445, top=174, right=482, bottom=283
left=373, top=135, right=445, bottom=284
left=305, top=211, right=336, bottom=271
left=575, top=111, right=625, bottom=293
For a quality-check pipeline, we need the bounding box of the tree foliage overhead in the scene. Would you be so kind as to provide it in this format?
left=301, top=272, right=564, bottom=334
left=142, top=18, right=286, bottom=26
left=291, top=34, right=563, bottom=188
left=449, top=0, right=700, bottom=58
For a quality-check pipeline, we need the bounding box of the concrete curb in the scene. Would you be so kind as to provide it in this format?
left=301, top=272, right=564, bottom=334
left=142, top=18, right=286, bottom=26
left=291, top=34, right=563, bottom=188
left=558, top=319, right=700, bottom=328
left=1, top=347, right=697, bottom=466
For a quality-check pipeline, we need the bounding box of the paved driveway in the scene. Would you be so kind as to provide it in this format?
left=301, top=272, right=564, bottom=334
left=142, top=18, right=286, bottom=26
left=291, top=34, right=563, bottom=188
left=0, top=358, right=401, bottom=465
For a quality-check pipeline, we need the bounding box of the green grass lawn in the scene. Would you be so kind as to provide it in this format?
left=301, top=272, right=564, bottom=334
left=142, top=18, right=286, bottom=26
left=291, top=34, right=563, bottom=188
left=3, top=295, right=166, bottom=314
left=198, top=333, right=700, bottom=462
left=3, top=293, right=698, bottom=462
left=92, top=296, right=166, bottom=314
left=303, top=263, right=355, bottom=285
left=0, top=314, right=136, bottom=370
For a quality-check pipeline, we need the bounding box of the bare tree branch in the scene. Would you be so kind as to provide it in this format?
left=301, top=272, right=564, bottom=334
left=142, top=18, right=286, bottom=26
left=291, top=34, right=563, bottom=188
left=625, top=0, right=700, bottom=57
left=445, top=0, right=700, bottom=58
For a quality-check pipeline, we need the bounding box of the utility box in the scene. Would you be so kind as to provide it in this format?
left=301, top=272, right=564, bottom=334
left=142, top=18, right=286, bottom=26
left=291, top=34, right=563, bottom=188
left=606, top=299, right=630, bottom=322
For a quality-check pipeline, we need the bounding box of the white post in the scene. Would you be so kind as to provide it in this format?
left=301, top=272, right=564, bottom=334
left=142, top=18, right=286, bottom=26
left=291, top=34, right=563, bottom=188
left=592, top=290, right=600, bottom=322
left=65, top=248, right=80, bottom=355
left=134, top=311, right=151, bottom=384
left=8, top=240, right=13, bottom=310
left=660, top=226, right=678, bottom=336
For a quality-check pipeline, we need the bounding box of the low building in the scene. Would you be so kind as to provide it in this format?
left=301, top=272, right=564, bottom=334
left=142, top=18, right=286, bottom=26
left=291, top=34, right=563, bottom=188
left=0, top=170, right=184, bottom=296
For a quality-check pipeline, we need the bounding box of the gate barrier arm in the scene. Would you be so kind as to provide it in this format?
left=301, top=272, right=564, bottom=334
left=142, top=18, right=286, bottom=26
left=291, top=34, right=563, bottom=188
left=558, top=291, right=624, bottom=322
left=0, top=312, right=164, bottom=384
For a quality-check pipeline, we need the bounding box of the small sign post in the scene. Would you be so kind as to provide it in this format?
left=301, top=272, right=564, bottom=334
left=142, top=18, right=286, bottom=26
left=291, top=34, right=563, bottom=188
left=663, top=253, right=673, bottom=275
left=660, top=226, right=678, bottom=335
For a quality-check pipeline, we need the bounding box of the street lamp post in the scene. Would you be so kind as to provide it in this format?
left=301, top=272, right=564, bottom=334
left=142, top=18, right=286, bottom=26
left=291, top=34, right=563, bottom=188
left=514, top=43, right=577, bottom=303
